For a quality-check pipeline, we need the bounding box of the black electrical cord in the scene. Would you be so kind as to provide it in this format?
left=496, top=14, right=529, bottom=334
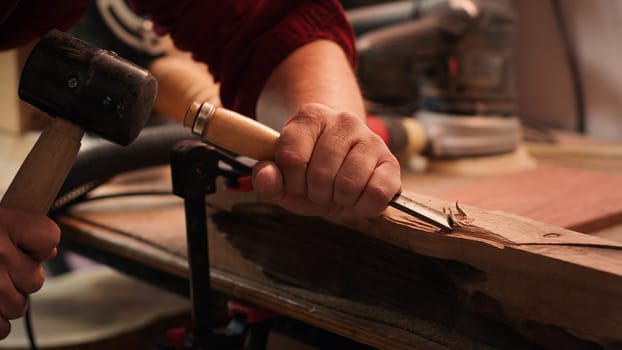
left=67, top=190, right=173, bottom=204
left=23, top=190, right=176, bottom=350
left=551, top=0, right=586, bottom=133
left=25, top=298, right=37, bottom=350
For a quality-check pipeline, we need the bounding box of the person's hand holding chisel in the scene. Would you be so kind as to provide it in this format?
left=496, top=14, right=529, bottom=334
left=252, top=102, right=402, bottom=218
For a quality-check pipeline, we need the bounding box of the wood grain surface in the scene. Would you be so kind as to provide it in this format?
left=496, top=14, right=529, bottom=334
left=54, top=166, right=622, bottom=349
left=50, top=131, right=622, bottom=350
left=431, top=165, right=622, bottom=233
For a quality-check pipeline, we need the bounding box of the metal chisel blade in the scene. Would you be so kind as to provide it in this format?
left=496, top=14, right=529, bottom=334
left=388, top=194, right=454, bottom=231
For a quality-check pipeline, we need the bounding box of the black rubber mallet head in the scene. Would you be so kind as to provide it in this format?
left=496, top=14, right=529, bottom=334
left=1, top=29, right=157, bottom=213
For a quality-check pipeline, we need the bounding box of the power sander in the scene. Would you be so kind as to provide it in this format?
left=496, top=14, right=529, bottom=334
left=351, top=0, right=522, bottom=158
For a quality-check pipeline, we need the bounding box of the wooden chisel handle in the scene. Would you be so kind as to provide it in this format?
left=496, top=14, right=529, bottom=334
left=183, top=101, right=453, bottom=231
left=183, top=102, right=430, bottom=161
left=184, top=102, right=279, bottom=161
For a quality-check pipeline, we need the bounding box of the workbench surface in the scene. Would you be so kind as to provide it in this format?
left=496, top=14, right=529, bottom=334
left=3, top=128, right=622, bottom=349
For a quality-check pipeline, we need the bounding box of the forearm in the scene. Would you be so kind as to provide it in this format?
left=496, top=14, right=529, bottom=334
left=256, top=40, right=366, bottom=130
left=252, top=39, right=400, bottom=218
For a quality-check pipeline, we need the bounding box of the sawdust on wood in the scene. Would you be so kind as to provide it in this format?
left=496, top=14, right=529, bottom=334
left=444, top=202, right=517, bottom=249
left=444, top=201, right=473, bottom=228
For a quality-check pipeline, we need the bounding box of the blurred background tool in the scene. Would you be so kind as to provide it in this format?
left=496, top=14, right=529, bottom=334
left=68, top=0, right=522, bottom=163
left=349, top=0, right=522, bottom=159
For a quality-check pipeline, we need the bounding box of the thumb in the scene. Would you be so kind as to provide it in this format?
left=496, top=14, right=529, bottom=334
left=252, top=161, right=285, bottom=202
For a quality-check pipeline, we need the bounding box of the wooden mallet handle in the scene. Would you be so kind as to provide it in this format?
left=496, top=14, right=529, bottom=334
left=0, top=119, right=84, bottom=213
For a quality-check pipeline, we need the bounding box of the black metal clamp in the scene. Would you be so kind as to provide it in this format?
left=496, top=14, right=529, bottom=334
left=164, top=139, right=274, bottom=350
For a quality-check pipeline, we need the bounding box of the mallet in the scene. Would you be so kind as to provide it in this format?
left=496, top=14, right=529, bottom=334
left=0, top=29, right=157, bottom=214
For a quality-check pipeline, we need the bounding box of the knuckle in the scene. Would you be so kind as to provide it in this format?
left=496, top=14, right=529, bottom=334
left=334, top=114, right=366, bottom=142
left=297, top=103, right=325, bottom=117
left=364, top=131, right=388, bottom=149
left=334, top=111, right=360, bottom=128
left=349, top=132, right=387, bottom=157
left=366, top=178, right=395, bottom=204
left=378, top=151, right=401, bottom=171
left=306, top=166, right=334, bottom=188
left=334, top=173, right=364, bottom=196
left=275, top=149, right=308, bottom=171
left=378, top=161, right=402, bottom=191
left=329, top=129, right=351, bottom=147
left=388, top=159, right=402, bottom=177
left=288, top=103, right=323, bottom=126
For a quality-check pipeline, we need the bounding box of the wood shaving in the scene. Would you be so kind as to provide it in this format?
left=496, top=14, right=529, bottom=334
left=443, top=201, right=474, bottom=228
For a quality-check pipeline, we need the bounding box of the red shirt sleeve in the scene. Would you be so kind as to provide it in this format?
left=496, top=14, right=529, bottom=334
left=0, top=0, right=89, bottom=50
left=129, top=0, right=356, bottom=118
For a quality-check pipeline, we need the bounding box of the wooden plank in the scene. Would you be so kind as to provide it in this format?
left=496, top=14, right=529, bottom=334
left=52, top=173, right=543, bottom=349
left=57, top=207, right=515, bottom=350
left=327, top=192, right=622, bottom=347
left=205, top=179, right=622, bottom=347
left=49, top=159, right=622, bottom=348
left=430, top=165, right=622, bottom=233
left=56, top=180, right=622, bottom=348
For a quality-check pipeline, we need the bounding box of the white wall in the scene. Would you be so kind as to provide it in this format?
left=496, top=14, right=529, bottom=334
left=514, top=0, right=622, bottom=141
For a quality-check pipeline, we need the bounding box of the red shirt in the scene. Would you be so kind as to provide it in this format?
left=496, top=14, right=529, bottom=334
left=0, top=0, right=356, bottom=118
